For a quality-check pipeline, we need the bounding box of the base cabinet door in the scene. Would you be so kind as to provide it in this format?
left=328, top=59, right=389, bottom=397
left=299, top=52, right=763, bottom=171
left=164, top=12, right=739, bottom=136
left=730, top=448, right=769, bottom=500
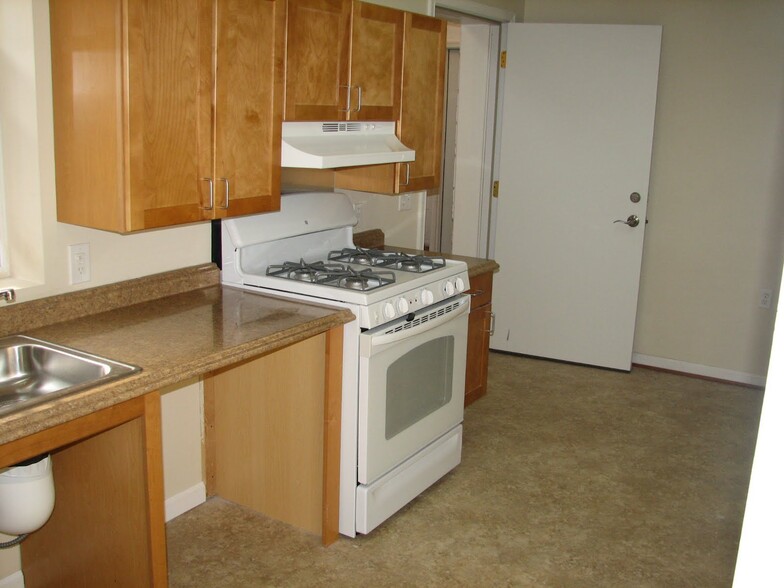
left=465, top=272, right=494, bottom=406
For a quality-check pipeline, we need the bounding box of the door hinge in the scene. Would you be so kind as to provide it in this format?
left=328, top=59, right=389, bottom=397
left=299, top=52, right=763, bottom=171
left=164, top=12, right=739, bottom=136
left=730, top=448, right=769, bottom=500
left=500, top=51, right=507, bottom=68
left=492, top=180, right=499, bottom=198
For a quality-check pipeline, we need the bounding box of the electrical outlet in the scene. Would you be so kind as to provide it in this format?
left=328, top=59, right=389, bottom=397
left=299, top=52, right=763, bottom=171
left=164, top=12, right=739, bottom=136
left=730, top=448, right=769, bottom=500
left=352, top=201, right=365, bottom=223
left=759, top=288, right=772, bottom=309
left=68, top=243, right=91, bottom=285
left=398, top=194, right=412, bottom=211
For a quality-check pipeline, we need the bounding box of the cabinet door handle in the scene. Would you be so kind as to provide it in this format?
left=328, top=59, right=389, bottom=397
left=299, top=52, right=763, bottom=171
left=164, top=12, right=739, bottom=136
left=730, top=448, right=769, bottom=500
left=201, top=177, right=214, bottom=210
left=466, top=289, right=485, bottom=297
left=219, top=178, right=230, bottom=209
left=354, top=86, right=362, bottom=112
left=487, top=311, right=496, bottom=336
left=338, top=84, right=352, bottom=113
left=401, top=162, right=411, bottom=186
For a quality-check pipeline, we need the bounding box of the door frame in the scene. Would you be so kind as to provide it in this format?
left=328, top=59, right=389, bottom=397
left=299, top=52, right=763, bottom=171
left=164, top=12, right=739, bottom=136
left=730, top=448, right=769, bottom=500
left=427, top=0, right=516, bottom=257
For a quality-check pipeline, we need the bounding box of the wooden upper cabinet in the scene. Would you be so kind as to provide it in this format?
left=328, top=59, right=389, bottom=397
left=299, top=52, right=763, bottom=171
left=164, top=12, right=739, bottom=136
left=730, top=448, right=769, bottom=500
left=284, top=0, right=403, bottom=121
left=397, top=13, right=447, bottom=192
left=348, top=2, right=404, bottom=121
left=50, top=0, right=283, bottom=233
left=284, top=0, right=351, bottom=121
left=334, top=12, right=447, bottom=194
left=213, top=0, right=284, bottom=219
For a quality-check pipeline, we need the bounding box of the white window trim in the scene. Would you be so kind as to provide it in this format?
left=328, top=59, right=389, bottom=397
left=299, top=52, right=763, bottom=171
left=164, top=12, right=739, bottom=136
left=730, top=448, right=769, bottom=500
left=0, top=123, right=8, bottom=278
left=0, top=0, right=47, bottom=293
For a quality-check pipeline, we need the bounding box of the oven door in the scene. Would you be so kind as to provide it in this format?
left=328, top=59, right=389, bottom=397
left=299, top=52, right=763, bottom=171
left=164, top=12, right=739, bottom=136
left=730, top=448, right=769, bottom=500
left=358, top=294, right=469, bottom=485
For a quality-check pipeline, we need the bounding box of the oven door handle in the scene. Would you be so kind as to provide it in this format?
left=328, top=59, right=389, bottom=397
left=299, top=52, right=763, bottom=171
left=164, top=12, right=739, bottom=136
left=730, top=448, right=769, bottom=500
left=366, top=296, right=470, bottom=349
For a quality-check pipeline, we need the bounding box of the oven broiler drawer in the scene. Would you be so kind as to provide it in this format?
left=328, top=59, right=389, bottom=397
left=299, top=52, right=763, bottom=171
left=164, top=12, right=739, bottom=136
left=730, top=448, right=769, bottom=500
left=355, top=424, right=462, bottom=534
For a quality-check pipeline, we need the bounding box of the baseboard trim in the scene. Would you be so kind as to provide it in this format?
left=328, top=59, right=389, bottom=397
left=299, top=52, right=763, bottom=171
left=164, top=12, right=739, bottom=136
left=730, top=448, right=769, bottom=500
left=165, top=482, right=206, bottom=522
left=632, top=353, right=766, bottom=388
left=0, top=571, right=24, bottom=588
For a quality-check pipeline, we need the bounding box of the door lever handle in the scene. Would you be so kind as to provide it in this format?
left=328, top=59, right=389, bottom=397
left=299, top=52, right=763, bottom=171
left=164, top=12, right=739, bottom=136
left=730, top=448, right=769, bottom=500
left=613, top=214, right=640, bottom=227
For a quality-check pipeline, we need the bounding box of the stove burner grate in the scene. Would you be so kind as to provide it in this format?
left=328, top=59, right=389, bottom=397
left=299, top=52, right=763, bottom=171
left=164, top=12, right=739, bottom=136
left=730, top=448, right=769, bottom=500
left=266, top=259, right=347, bottom=283
left=318, top=267, right=396, bottom=291
left=328, top=247, right=446, bottom=273
left=267, top=259, right=396, bottom=291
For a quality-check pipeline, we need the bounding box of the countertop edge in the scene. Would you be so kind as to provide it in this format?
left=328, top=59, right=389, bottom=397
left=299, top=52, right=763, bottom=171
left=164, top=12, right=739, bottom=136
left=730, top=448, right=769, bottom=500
left=0, top=269, right=355, bottom=447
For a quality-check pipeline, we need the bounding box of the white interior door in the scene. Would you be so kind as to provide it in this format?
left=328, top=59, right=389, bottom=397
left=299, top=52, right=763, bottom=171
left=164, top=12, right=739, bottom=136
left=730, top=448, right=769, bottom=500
left=490, top=24, right=661, bottom=370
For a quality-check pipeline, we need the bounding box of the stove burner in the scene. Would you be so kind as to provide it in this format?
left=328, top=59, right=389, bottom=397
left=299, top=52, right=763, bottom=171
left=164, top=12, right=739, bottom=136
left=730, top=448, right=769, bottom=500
left=343, top=275, right=371, bottom=290
left=328, top=247, right=388, bottom=266
left=390, top=254, right=447, bottom=272
left=320, top=267, right=396, bottom=291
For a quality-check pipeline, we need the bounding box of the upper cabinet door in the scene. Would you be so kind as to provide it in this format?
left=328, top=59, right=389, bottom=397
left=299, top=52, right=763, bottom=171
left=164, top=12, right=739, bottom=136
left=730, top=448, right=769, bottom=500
left=348, top=2, right=404, bottom=121
left=398, top=13, right=447, bottom=193
left=214, top=0, right=285, bottom=218
left=124, top=0, right=213, bottom=230
left=284, top=0, right=351, bottom=121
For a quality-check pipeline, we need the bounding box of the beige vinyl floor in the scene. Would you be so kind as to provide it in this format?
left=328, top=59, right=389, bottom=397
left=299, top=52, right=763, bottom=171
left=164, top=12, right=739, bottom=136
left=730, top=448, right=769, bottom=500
left=167, top=352, right=763, bottom=587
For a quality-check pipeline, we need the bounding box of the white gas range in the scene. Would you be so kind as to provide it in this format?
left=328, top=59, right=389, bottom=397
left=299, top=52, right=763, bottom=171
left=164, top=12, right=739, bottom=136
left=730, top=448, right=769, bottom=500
left=220, top=191, right=470, bottom=536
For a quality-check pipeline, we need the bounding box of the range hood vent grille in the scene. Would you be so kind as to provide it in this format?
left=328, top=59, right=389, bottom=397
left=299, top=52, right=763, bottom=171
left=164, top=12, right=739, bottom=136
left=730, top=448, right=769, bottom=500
left=322, top=122, right=365, bottom=133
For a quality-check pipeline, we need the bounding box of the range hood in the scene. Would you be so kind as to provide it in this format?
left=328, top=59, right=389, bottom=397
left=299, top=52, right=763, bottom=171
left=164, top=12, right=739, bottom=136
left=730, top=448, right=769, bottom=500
left=281, top=121, right=414, bottom=169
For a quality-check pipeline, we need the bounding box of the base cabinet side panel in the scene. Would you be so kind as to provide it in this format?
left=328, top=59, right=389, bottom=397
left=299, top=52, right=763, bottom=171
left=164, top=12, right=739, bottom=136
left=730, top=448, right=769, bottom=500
left=208, top=334, right=326, bottom=535
left=465, top=272, right=494, bottom=406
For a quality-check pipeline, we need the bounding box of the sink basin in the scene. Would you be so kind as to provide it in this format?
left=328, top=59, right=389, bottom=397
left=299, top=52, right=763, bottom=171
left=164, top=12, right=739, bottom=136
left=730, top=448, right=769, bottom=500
left=0, top=335, right=141, bottom=416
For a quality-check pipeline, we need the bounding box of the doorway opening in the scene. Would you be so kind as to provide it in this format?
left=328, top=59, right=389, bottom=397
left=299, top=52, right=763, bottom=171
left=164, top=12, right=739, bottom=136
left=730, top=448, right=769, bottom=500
left=425, top=3, right=512, bottom=256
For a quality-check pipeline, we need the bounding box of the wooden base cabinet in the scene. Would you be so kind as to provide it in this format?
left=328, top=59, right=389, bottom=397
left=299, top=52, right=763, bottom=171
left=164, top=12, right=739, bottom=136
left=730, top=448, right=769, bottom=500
left=50, top=0, right=284, bottom=233
left=465, top=272, right=494, bottom=406
left=0, top=394, right=167, bottom=587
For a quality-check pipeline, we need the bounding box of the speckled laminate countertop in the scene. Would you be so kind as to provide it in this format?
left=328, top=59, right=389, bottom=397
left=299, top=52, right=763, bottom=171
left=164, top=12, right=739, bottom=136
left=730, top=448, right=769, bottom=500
left=0, top=265, right=353, bottom=446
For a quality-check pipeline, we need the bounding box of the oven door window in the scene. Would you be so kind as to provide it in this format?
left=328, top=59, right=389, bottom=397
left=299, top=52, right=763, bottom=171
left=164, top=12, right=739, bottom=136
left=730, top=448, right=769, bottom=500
left=386, top=337, right=454, bottom=440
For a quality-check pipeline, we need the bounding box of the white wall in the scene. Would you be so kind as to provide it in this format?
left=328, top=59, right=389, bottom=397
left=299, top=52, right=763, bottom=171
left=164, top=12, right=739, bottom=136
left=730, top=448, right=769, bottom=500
left=523, top=0, right=784, bottom=379
left=344, top=190, right=426, bottom=249
left=733, top=261, right=784, bottom=585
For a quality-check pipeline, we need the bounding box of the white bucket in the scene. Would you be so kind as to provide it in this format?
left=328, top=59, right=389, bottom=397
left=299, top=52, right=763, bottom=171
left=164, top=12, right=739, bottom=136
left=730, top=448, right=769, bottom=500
left=0, top=455, right=55, bottom=535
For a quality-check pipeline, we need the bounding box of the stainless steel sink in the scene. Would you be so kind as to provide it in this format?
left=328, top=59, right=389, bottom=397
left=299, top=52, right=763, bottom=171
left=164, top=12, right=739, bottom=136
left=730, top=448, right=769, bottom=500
left=0, top=335, right=141, bottom=416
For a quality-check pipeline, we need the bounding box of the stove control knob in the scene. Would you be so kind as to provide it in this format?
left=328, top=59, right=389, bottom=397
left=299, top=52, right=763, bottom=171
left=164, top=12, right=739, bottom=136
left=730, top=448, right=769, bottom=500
left=421, top=289, right=434, bottom=306
left=443, top=281, right=455, bottom=297
left=455, top=277, right=466, bottom=293
left=383, top=302, right=396, bottom=320
left=397, top=298, right=410, bottom=314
